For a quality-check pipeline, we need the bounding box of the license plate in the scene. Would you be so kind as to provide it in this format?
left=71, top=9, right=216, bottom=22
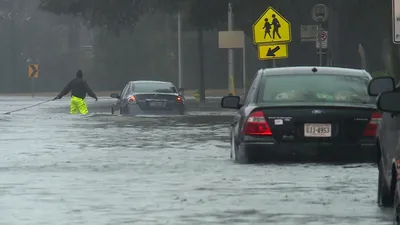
left=148, top=101, right=165, bottom=107
left=304, top=123, right=332, bottom=137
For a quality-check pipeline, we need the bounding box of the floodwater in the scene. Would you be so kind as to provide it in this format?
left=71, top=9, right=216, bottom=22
left=0, top=96, right=394, bottom=225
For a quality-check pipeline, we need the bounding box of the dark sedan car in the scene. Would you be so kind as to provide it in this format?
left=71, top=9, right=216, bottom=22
left=221, top=66, right=380, bottom=163
left=110, top=80, right=185, bottom=115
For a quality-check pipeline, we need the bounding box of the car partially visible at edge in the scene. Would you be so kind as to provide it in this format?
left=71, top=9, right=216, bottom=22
left=366, top=76, right=400, bottom=224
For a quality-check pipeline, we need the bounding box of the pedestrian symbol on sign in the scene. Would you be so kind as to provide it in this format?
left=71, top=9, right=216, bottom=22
left=271, top=14, right=281, bottom=39
left=262, top=14, right=281, bottom=40
left=262, top=18, right=271, bottom=39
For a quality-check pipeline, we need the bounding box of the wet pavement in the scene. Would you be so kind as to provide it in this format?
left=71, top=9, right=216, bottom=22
left=0, top=96, right=394, bottom=225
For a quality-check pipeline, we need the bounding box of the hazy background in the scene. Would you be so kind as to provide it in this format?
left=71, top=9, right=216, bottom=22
left=0, top=0, right=391, bottom=93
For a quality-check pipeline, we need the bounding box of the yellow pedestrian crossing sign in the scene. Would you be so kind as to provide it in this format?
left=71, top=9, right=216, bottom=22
left=252, top=6, right=292, bottom=45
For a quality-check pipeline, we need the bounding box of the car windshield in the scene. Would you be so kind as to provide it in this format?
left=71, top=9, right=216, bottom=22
left=133, top=83, right=177, bottom=93
left=257, top=74, right=373, bottom=104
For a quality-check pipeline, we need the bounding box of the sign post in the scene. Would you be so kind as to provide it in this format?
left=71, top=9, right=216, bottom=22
left=316, top=30, right=328, bottom=66
left=28, top=64, right=39, bottom=98
left=228, top=2, right=235, bottom=95
left=218, top=30, right=245, bottom=94
left=311, top=4, right=329, bottom=66
left=317, top=25, right=323, bottom=66
left=252, top=6, right=292, bottom=64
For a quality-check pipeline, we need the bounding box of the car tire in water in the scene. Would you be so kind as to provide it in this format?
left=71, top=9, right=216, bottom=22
left=236, top=145, right=253, bottom=164
left=120, top=107, right=127, bottom=115
left=232, top=132, right=253, bottom=164
left=230, top=130, right=243, bottom=163
left=394, top=188, right=400, bottom=225
left=395, top=204, right=400, bottom=225
left=230, top=131, right=235, bottom=159
left=378, top=162, right=394, bottom=207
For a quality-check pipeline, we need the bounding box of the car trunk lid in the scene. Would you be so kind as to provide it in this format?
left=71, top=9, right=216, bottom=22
left=256, top=104, right=377, bottom=144
left=134, top=93, right=180, bottom=110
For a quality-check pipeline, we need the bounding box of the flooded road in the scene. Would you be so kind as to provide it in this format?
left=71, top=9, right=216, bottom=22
left=0, top=97, right=394, bottom=225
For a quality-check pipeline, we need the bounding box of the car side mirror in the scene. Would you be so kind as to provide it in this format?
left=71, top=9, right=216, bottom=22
left=110, top=93, right=120, bottom=99
left=221, top=95, right=242, bottom=109
left=377, top=91, right=400, bottom=113
left=368, top=76, right=395, bottom=96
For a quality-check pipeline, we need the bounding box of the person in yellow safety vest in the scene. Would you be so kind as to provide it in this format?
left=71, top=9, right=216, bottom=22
left=53, top=70, right=98, bottom=115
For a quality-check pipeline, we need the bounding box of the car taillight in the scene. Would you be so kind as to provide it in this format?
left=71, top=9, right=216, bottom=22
left=363, top=111, right=381, bottom=136
left=176, top=96, right=183, bottom=103
left=242, top=110, right=272, bottom=136
left=128, top=95, right=136, bottom=104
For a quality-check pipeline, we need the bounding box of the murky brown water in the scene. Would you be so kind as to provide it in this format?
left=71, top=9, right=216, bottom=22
left=0, top=97, right=394, bottom=225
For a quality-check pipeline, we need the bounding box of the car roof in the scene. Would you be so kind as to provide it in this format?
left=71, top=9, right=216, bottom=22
left=128, top=80, right=174, bottom=85
left=259, top=66, right=370, bottom=78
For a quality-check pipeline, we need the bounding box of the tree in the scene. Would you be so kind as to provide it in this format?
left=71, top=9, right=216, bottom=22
left=38, top=0, right=229, bottom=31
left=39, top=0, right=397, bottom=86
left=39, top=0, right=232, bottom=100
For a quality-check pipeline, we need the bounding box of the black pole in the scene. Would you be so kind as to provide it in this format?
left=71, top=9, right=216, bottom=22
left=10, top=1, right=17, bottom=92
left=197, top=24, right=205, bottom=102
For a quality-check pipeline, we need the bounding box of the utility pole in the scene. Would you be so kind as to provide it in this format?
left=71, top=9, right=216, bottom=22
left=197, top=26, right=205, bottom=102
left=228, top=2, right=234, bottom=95
left=177, top=12, right=183, bottom=96
left=197, top=0, right=205, bottom=102
left=10, top=0, right=18, bottom=93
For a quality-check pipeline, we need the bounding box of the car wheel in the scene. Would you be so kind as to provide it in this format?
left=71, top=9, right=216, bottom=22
left=236, top=145, right=253, bottom=164
left=230, top=131, right=235, bottom=159
left=378, top=162, right=394, bottom=207
left=230, top=130, right=244, bottom=163
left=394, top=188, right=400, bottom=225
left=395, top=203, right=400, bottom=225
left=230, top=128, right=253, bottom=164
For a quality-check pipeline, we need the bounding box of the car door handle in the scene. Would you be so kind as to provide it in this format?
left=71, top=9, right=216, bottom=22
left=391, top=113, right=399, bottom=118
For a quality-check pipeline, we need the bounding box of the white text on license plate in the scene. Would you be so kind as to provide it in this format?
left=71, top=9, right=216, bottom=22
left=149, top=102, right=165, bottom=107
left=304, top=123, right=331, bottom=137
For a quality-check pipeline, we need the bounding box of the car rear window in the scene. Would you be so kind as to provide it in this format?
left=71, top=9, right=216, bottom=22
left=133, top=83, right=177, bottom=93
left=256, top=74, right=373, bottom=104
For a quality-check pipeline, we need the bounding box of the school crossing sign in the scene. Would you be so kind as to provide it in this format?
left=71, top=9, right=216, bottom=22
left=253, top=7, right=292, bottom=44
left=252, top=6, right=292, bottom=60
